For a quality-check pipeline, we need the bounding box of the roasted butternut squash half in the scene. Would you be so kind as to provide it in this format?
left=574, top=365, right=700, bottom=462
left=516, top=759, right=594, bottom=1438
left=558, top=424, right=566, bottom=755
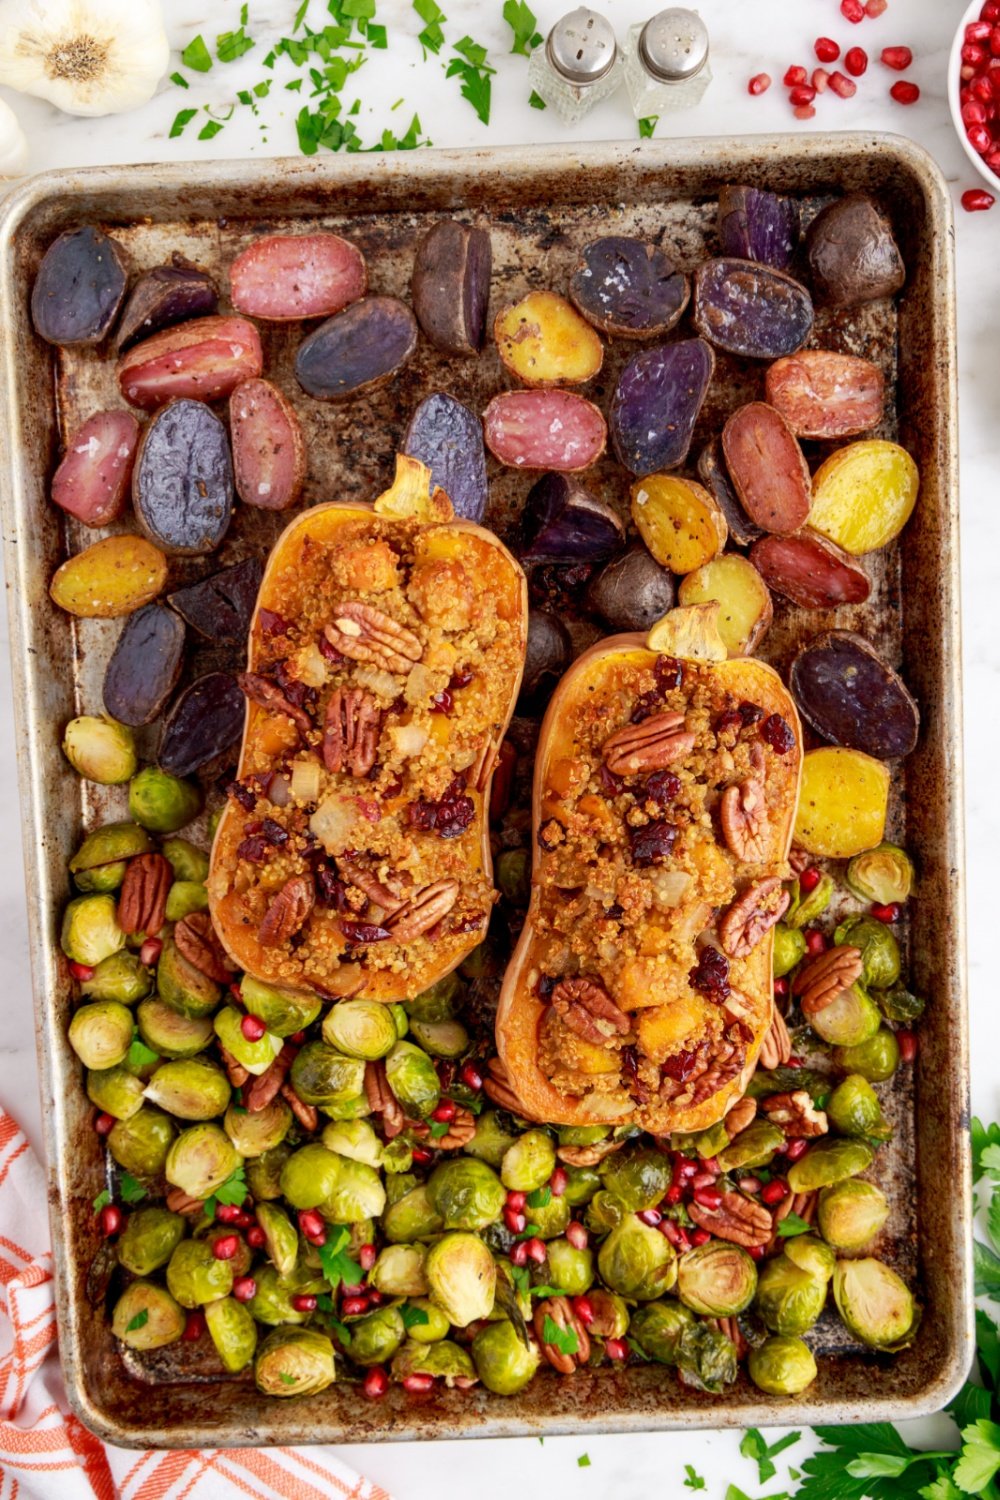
left=209, top=457, right=527, bottom=1001
left=497, top=605, right=802, bottom=1133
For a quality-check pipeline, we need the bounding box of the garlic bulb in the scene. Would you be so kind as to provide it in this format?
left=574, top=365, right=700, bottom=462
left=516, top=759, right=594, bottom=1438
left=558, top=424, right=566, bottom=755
left=0, top=98, right=28, bottom=177
left=0, top=0, right=169, bottom=118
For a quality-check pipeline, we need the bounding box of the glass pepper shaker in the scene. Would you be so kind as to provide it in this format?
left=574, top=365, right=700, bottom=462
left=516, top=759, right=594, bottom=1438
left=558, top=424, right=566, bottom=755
left=624, top=8, right=712, bottom=118
left=526, top=7, right=624, bottom=125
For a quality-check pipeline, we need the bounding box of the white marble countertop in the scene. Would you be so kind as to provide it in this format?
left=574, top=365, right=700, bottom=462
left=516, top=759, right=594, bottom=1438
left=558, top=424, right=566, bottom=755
left=0, top=0, right=994, bottom=1494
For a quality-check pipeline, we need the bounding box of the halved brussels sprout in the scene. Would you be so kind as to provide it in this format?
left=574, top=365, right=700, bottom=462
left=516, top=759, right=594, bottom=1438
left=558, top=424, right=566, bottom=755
left=407, top=973, right=461, bottom=1023
left=773, top=923, right=807, bottom=978
left=165, top=1122, right=241, bottom=1199
left=63, top=715, right=137, bottom=784
left=248, top=1264, right=325, bottom=1326
left=807, top=982, right=881, bottom=1049
left=496, top=848, right=530, bottom=906
left=748, top=1067, right=829, bottom=1103
left=157, top=937, right=222, bottom=1019
left=559, top=1125, right=610, bottom=1147
left=68, top=1000, right=133, bottom=1069
left=546, top=1237, right=594, bottom=1296
left=386, top=1171, right=419, bottom=1206
left=256, top=1202, right=299, bottom=1277
left=786, top=873, right=834, bottom=930
left=754, top=1253, right=827, bottom=1336
left=392, top=1338, right=477, bottom=1387
left=167, top=1238, right=234, bottom=1308
left=501, top=1129, right=556, bottom=1194
left=787, top=1138, right=874, bottom=1193
left=834, top=916, right=901, bottom=990
left=826, top=1074, right=891, bottom=1141
left=137, top=999, right=214, bottom=1059
left=464, top=1110, right=518, bottom=1169
left=70, top=822, right=152, bottom=877
left=597, top=1217, right=677, bottom=1301
left=408, top=1017, right=470, bottom=1059
left=748, top=1334, right=817, bottom=1395
left=80, top=951, right=153, bottom=1005
left=213, top=1006, right=283, bottom=1077
left=205, top=1294, right=258, bottom=1372
left=672, top=1121, right=730, bottom=1160
left=716, top=1120, right=785, bottom=1173
left=87, top=1064, right=145, bottom=1120
left=255, top=1326, right=336, bottom=1396
left=321, top=1118, right=382, bottom=1168
left=384, top=1183, right=445, bottom=1244
left=322, top=998, right=399, bottom=1060
left=677, top=1241, right=757, bottom=1316
left=320, top=1157, right=386, bottom=1223
left=585, top=1190, right=628, bottom=1236
left=588, top=1288, right=630, bottom=1339
left=321, top=1094, right=373, bottom=1122
left=61, top=895, right=125, bottom=968
left=224, top=1097, right=292, bottom=1157
left=472, top=1317, right=541, bottom=1394
left=425, top=1231, right=496, bottom=1326
left=833, top=1257, right=919, bottom=1349
left=161, top=836, right=210, bottom=883
left=563, top=1164, right=601, bottom=1207
left=108, top=1105, right=176, bottom=1178
left=428, top=1158, right=506, bottom=1231
left=280, top=1143, right=343, bottom=1210
left=370, top=1244, right=429, bottom=1298
left=629, top=1300, right=695, bottom=1364
left=531, top=1194, right=571, bottom=1241
left=675, top=1320, right=738, bottom=1393
left=240, top=974, right=322, bottom=1038
left=117, top=1207, right=186, bottom=1276
left=784, top=1235, right=836, bottom=1282
left=875, top=986, right=926, bottom=1026
left=817, top=1179, right=889, bottom=1253
left=599, top=1143, right=673, bottom=1211
left=404, top=1298, right=450, bottom=1344
left=348, top=1305, right=406, bottom=1366
left=384, top=1040, right=440, bottom=1119
left=74, top=860, right=128, bottom=894
left=833, top=1028, right=901, bottom=1082
left=390, top=1003, right=408, bottom=1039
left=846, top=842, right=914, bottom=905
left=246, top=1142, right=293, bottom=1203
left=164, top=881, right=208, bottom=923
left=289, top=1041, right=366, bottom=1107
left=128, top=766, right=202, bottom=833
left=144, top=1055, right=232, bottom=1120
left=112, top=1280, right=186, bottom=1350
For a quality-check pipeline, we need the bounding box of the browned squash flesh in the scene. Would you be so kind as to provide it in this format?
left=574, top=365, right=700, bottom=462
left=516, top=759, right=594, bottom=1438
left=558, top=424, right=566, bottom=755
left=497, top=608, right=802, bottom=1133
left=208, top=459, right=527, bottom=1002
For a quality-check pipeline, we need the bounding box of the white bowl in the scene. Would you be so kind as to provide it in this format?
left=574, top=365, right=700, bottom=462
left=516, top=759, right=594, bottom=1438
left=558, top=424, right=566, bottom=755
left=949, top=0, right=1000, bottom=191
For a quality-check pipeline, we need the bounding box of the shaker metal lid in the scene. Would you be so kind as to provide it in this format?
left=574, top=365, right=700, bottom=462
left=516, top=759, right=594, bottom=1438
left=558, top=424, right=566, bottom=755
left=546, top=7, right=618, bottom=85
left=638, top=8, right=710, bottom=82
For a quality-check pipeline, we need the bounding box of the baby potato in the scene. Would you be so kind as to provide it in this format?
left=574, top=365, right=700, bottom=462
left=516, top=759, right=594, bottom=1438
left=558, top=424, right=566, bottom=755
left=809, top=440, right=919, bottom=556
left=494, top=291, right=603, bottom=387
left=793, top=746, right=890, bottom=859
left=630, top=474, right=728, bottom=575
left=678, top=553, right=773, bottom=657
left=50, top=535, right=169, bottom=619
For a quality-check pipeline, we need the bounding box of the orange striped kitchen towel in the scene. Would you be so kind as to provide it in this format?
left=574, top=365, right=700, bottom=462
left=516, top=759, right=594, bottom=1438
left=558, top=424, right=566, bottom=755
left=0, top=1110, right=395, bottom=1500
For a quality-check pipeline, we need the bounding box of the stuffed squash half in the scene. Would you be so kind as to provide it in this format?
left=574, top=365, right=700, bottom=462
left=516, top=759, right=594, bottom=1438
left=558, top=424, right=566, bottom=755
left=209, top=457, right=528, bottom=1001
left=497, top=605, right=802, bottom=1135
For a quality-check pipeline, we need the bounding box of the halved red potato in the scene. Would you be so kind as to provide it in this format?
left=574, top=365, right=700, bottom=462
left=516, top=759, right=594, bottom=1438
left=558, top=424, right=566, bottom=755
left=483, top=390, right=607, bottom=471
left=51, top=410, right=140, bottom=527
left=230, top=379, right=306, bottom=512
left=229, top=233, right=367, bottom=321
left=117, top=317, right=263, bottom=412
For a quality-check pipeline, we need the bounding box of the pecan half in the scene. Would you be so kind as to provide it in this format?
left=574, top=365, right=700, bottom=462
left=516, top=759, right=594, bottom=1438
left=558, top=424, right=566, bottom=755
left=602, top=711, right=696, bottom=777
left=533, top=1296, right=590, bottom=1374
left=165, top=1188, right=205, bottom=1217
left=243, top=1044, right=295, bottom=1113
left=280, top=1079, right=319, bottom=1133
left=238, top=671, right=313, bottom=735
left=483, top=1056, right=535, bottom=1119
left=323, top=686, right=381, bottom=777
left=718, top=877, right=790, bottom=959
left=384, top=879, right=459, bottom=943
left=720, top=772, right=770, bottom=864
left=760, top=1090, right=828, bottom=1138
left=556, top=1137, right=624, bottom=1168
left=412, top=1105, right=476, bottom=1150
left=709, top=1315, right=748, bottom=1361
left=793, top=944, right=863, bottom=1016
left=758, top=1007, right=792, bottom=1070
left=219, top=1045, right=250, bottom=1089
left=258, top=874, right=315, bottom=948
left=324, top=602, right=422, bottom=675
left=551, top=976, right=630, bottom=1047
left=175, top=911, right=234, bottom=984
left=118, top=853, right=172, bottom=937
left=788, top=846, right=812, bottom=876
left=364, top=1060, right=405, bottom=1138
left=687, top=1189, right=772, bottom=1248
left=766, top=1190, right=817, bottom=1253
left=337, top=855, right=407, bottom=916
left=724, top=1097, right=758, bottom=1139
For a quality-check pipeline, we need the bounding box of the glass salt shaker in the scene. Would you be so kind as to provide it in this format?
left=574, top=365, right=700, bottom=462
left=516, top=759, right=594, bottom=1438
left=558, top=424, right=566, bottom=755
left=624, top=8, right=712, bottom=119
left=526, top=7, right=624, bottom=125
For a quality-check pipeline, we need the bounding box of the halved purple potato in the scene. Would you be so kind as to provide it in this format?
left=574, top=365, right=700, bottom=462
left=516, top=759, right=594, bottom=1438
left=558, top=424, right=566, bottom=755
left=805, top=195, right=905, bottom=308
left=295, top=296, right=417, bottom=401
left=519, top=473, right=624, bottom=563
left=411, top=220, right=492, bottom=356
left=402, top=392, right=488, bottom=523
left=158, top=672, right=245, bottom=777
left=103, top=604, right=186, bottom=726
left=522, top=608, right=572, bottom=702
left=31, top=227, right=128, bottom=347
left=697, top=439, right=764, bottom=548
left=718, top=186, right=800, bottom=271
left=133, top=399, right=233, bottom=557
left=750, top=530, right=871, bottom=609
left=167, top=558, right=263, bottom=646
left=568, top=237, right=689, bottom=339
left=115, top=255, right=219, bottom=354
left=692, top=259, right=813, bottom=360
left=610, top=338, right=714, bottom=477
left=790, top=630, right=919, bottom=759
left=586, top=544, right=676, bottom=632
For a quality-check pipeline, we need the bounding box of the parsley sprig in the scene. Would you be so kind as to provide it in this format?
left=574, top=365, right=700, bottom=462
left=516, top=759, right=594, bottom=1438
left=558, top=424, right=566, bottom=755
left=318, top=1226, right=362, bottom=1292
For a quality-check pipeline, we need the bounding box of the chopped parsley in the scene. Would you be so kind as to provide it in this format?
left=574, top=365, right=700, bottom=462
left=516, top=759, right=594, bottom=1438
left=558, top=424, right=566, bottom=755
left=169, top=108, right=198, bottom=139
left=776, top=1212, right=812, bottom=1238
left=577, top=1454, right=591, bottom=1468
left=682, top=1464, right=705, bottom=1491
left=502, top=1, right=542, bottom=56
left=119, top=1173, right=147, bottom=1206
left=541, top=1314, right=578, bottom=1357
left=125, top=1308, right=149, bottom=1332
left=318, top=1226, right=362, bottom=1291
left=181, top=35, right=213, bottom=73
left=204, top=1165, right=247, bottom=1220
left=638, top=115, right=658, bottom=139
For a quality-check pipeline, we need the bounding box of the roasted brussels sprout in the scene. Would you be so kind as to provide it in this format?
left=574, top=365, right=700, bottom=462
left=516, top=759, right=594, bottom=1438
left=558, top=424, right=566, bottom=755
left=108, top=1106, right=176, bottom=1178
left=137, top=999, right=214, bottom=1059
left=563, top=1164, right=601, bottom=1207
left=322, top=998, right=399, bottom=1060
left=255, top=1326, right=336, bottom=1396
left=785, top=873, right=834, bottom=930
left=117, top=1207, right=186, bottom=1276
left=246, top=1143, right=293, bottom=1202
left=290, top=1041, right=366, bottom=1108
left=80, top=950, right=153, bottom=1005
left=74, top=860, right=128, bottom=895
left=599, top=1144, right=673, bottom=1211
left=384, top=1040, right=441, bottom=1119
left=546, top=1236, right=595, bottom=1296
left=143, top=1055, right=232, bottom=1120
left=772, top=923, right=807, bottom=978
left=678, top=1241, right=758, bottom=1316
left=404, top=1299, right=450, bottom=1344
left=165, top=1122, right=242, bottom=1199
left=61, top=895, right=125, bottom=968
left=833, top=1257, right=919, bottom=1349
left=585, top=1190, right=627, bottom=1236
left=671, top=1122, right=730, bottom=1160
left=128, top=766, right=203, bottom=833
left=755, top=1252, right=827, bottom=1336
left=167, top=1238, right=235, bottom=1308
left=496, top=848, right=530, bottom=907
left=826, top=1074, right=891, bottom=1141
left=501, top=1130, right=556, bottom=1194
left=70, top=822, right=152, bottom=882
left=529, top=1195, right=571, bottom=1241
left=748, top=1334, right=817, bottom=1395
left=157, top=937, right=222, bottom=1019
left=428, top=1158, right=506, bottom=1231
left=256, top=1202, right=300, bottom=1276
left=587, top=1288, right=630, bottom=1339
left=63, top=715, right=137, bottom=784
left=846, top=842, right=914, bottom=905
left=472, top=1317, right=541, bottom=1394
left=559, top=1125, right=610, bottom=1147
left=747, top=1067, right=829, bottom=1103
left=321, top=1094, right=372, bottom=1122
left=348, top=1305, right=406, bottom=1366
left=321, top=1118, right=382, bottom=1168
left=674, top=1320, right=738, bottom=1394
left=597, top=1217, right=677, bottom=1301
left=834, top=915, right=901, bottom=990
left=787, top=1138, right=874, bottom=1193
left=370, top=1244, right=430, bottom=1298
left=280, top=1143, right=343, bottom=1210
left=717, top=1120, right=785, bottom=1172
left=464, top=1110, right=519, bottom=1169
left=239, top=975, right=321, bottom=1037
left=87, top=1064, right=145, bottom=1120
left=112, top=1280, right=186, bottom=1350
left=205, top=1294, right=258, bottom=1373
left=213, top=1006, right=283, bottom=1077
left=248, top=1264, right=324, bottom=1326
left=784, top=1235, right=836, bottom=1281
left=164, top=881, right=208, bottom=922
left=833, top=1028, right=901, bottom=1082
left=629, top=1300, right=695, bottom=1364
left=321, top=1157, right=386, bottom=1223
left=817, top=1179, right=889, bottom=1252
left=68, top=1000, right=133, bottom=1069
left=407, top=974, right=462, bottom=1023
left=224, top=1097, right=292, bottom=1157
left=425, top=1232, right=496, bottom=1326
left=807, top=981, right=881, bottom=1049
left=408, top=1017, right=470, bottom=1059
left=875, top=986, right=926, bottom=1026
left=383, top=1183, right=445, bottom=1243
left=161, top=836, right=210, bottom=883
left=392, top=1338, right=477, bottom=1387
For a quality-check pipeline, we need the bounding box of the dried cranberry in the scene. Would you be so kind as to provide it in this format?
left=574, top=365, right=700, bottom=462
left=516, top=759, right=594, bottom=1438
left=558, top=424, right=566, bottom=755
left=537, top=974, right=557, bottom=999
left=644, top=769, right=681, bottom=805
left=629, top=819, right=678, bottom=867
left=408, top=798, right=439, bottom=832
left=315, top=867, right=348, bottom=909
left=341, top=920, right=392, bottom=944
left=660, top=1047, right=702, bottom=1082
left=689, top=946, right=731, bottom=999
left=437, top=798, right=475, bottom=840
left=622, top=1045, right=649, bottom=1103
left=598, top=763, right=625, bottom=797
left=273, top=661, right=317, bottom=712
left=261, top=817, right=289, bottom=847
left=236, top=834, right=268, bottom=863
left=760, top=713, right=795, bottom=755
left=450, top=668, right=475, bottom=689
left=630, top=689, right=662, bottom=724
left=715, top=708, right=744, bottom=737
left=654, top=655, right=683, bottom=692
left=226, top=778, right=258, bottom=812
left=258, top=608, right=289, bottom=636
left=738, top=700, right=764, bottom=726
left=318, top=632, right=343, bottom=663
left=408, top=776, right=475, bottom=839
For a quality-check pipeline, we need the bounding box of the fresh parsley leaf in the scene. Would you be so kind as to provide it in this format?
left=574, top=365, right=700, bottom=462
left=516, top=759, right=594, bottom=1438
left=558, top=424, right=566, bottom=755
left=973, top=1118, right=1000, bottom=1182
left=92, top=1188, right=111, bottom=1213
left=845, top=1451, right=950, bottom=1480
left=768, top=1434, right=802, bottom=1461
left=577, top=1454, right=590, bottom=1468
left=987, top=1192, right=1000, bottom=1258
left=182, top=35, right=213, bottom=72
left=502, top=0, right=541, bottom=56
left=638, top=116, right=658, bottom=139
left=171, top=72, right=189, bottom=88
left=206, top=102, right=235, bottom=121
left=919, top=1474, right=964, bottom=1500
left=367, top=23, right=387, bottom=47
left=541, top=1314, right=579, bottom=1357
left=254, top=80, right=270, bottom=97
left=445, top=37, right=494, bottom=126
left=777, top=1212, right=812, bottom=1238
left=125, top=1308, right=149, bottom=1332
left=429, top=1119, right=452, bottom=1139
left=414, top=0, right=446, bottom=56
left=683, top=1463, right=706, bottom=1490
left=741, top=1428, right=777, bottom=1485
left=950, top=1379, right=993, bottom=1431
left=812, top=1424, right=913, bottom=1458
left=526, top=1186, right=551, bottom=1210
left=217, top=26, right=255, bottom=63
left=318, top=1226, right=362, bottom=1291
left=978, top=1309, right=1000, bottom=1392
left=286, top=78, right=303, bottom=91
left=975, top=1238, right=1000, bottom=1297
left=198, top=120, right=225, bottom=141
left=293, top=0, right=311, bottom=28
left=279, top=1371, right=298, bottom=1386
left=527, top=1284, right=561, bottom=1299
left=528, top=90, right=546, bottom=109
left=401, top=1304, right=430, bottom=1331
left=216, top=1166, right=248, bottom=1207
left=119, top=1173, right=147, bottom=1206
left=169, top=108, right=198, bottom=138
left=955, top=1420, right=1000, bottom=1492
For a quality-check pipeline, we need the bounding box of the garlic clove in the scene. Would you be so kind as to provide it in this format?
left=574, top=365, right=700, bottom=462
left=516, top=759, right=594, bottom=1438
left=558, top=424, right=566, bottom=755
left=0, top=0, right=169, bottom=118
left=0, top=97, right=28, bottom=177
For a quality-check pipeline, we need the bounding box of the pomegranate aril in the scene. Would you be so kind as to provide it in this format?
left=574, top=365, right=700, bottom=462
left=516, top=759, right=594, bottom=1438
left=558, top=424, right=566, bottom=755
left=212, top=1233, right=240, bottom=1261
left=897, top=1029, right=918, bottom=1062
left=459, top=1062, right=483, bottom=1092
left=411, top=1146, right=433, bottom=1165
left=963, top=187, right=996, bottom=210
left=366, top=1289, right=384, bottom=1307
left=701, top=1157, right=720, bottom=1176
left=297, top=1209, right=325, bottom=1241
left=525, top=1237, right=547, bottom=1264
left=864, top=0, right=887, bottom=13
left=139, top=937, right=162, bottom=966
left=341, top=1283, right=366, bottom=1298
left=69, top=960, right=95, bottom=981
left=636, top=1208, right=662, bottom=1227
left=794, top=104, right=817, bottom=119
left=693, top=1185, right=723, bottom=1210
left=94, top=1111, right=115, bottom=1136
left=829, top=71, right=857, bottom=98
left=660, top=1218, right=682, bottom=1247
left=364, top=1367, right=389, bottom=1399
left=992, top=25, right=1000, bottom=54
left=799, top=867, right=822, bottom=894
left=359, top=1243, right=377, bottom=1271
left=664, top=1182, right=683, bottom=1205
left=761, top=1178, right=790, bottom=1205
left=805, top=929, right=827, bottom=956
left=964, top=42, right=987, bottom=67
left=748, top=1243, right=766, bottom=1261
left=503, top=1206, right=527, bottom=1235
left=784, top=1137, right=809, bottom=1161
left=182, top=1311, right=205, bottom=1341
left=246, top=1225, right=266, bottom=1249
left=402, top=1373, right=435, bottom=1393
left=604, top=1337, right=628, bottom=1362
left=845, top=46, right=868, bottom=76
left=505, top=1190, right=527, bottom=1212
left=549, top=1166, right=569, bottom=1197
left=969, top=19, right=994, bottom=40
left=963, top=64, right=977, bottom=80
left=814, top=37, right=840, bottom=62
left=841, top=0, right=864, bottom=20
left=99, top=1204, right=122, bottom=1237
left=215, top=1202, right=241, bottom=1223
left=738, top=1176, right=762, bottom=1194
left=431, top=1100, right=456, bottom=1123
left=573, top=1295, right=595, bottom=1325
left=870, top=902, right=901, bottom=922
left=232, top=1275, right=257, bottom=1303
left=690, top=1228, right=712, bottom=1247
left=969, top=123, right=993, bottom=152
left=880, top=44, right=912, bottom=70
left=783, top=65, right=808, bottom=86
left=812, top=68, right=830, bottom=92
left=890, top=80, right=920, bottom=103
left=748, top=72, right=771, bottom=95
left=964, top=100, right=989, bottom=124
left=510, top=1241, right=529, bottom=1267
left=971, top=74, right=993, bottom=101
left=789, top=84, right=816, bottom=105
left=773, top=976, right=789, bottom=998
left=341, top=1295, right=368, bottom=1316
left=691, top=1171, right=717, bottom=1190
left=240, top=1012, right=266, bottom=1042
left=566, top=1220, right=589, bottom=1249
